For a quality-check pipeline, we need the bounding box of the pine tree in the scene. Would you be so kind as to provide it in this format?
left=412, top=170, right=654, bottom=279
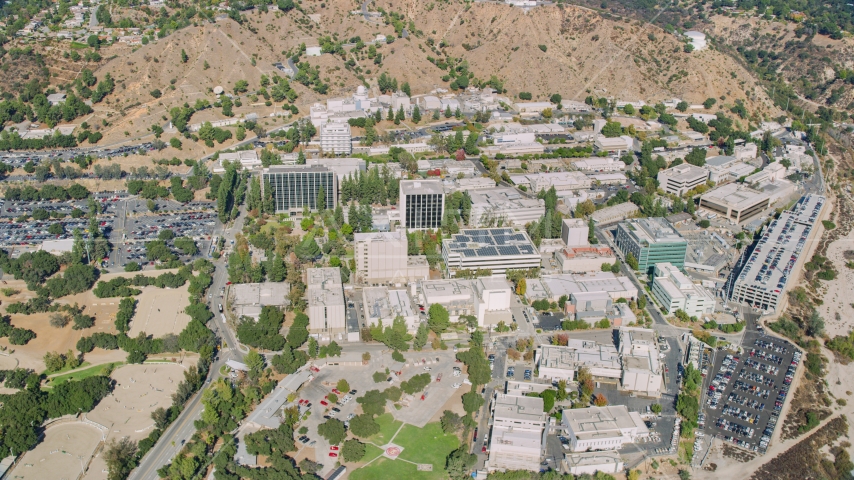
left=454, top=107, right=462, bottom=119
left=334, top=205, right=345, bottom=227
left=297, top=151, right=306, bottom=165
left=387, top=107, right=394, bottom=122
left=444, top=105, right=452, bottom=118
left=266, top=253, right=287, bottom=282
left=411, top=105, right=421, bottom=123
left=395, top=106, right=405, bottom=124
left=316, top=186, right=326, bottom=211
left=464, top=131, right=479, bottom=155
left=374, top=109, right=382, bottom=123
left=433, top=109, right=440, bottom=120
left=263, top=179, right=274, bottom=213
left=180, top=49, right=188, bottom=63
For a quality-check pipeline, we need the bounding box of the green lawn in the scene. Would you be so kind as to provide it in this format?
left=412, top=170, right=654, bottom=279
left=349, top=456, right=444, bottom=480
left=69, top=41, right=88, bottom=49
left=394, top=422, right=459, bottom=467
left=368, top=413, right=403, bottom=446
left=46, top=362, right=123, bottom=387
left=362, top=443, right=384, bottom=463
left=43, top=361, right=91, bottom=377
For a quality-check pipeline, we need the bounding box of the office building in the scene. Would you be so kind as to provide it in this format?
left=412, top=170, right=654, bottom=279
left=509, top=171, right=591, bottom=194
left=442, top=228, right=540, bottom=277
left=320, top=122, right=352, bottom=155
left=657, top=164, right=708, bottom=196
left=594, top=135, right=634, bottom=153
left=561, top=406, right=650, bottom=452
left=590, top=203, right=640, bottom=225
left=699, top=183, right=770, bottom=224
left=468, top=188, right=546, bottom=227
left=262, top=166, right=337, bottom=214
left=614, top=218, right=688, bottom=275
left=361, top=287, right=420, bottom=332
left=571, top=157, right=626, bottom=172
left=562, top=218, right=589, bottom=247
left=230, top=282, right=290, bottom=320
left=563, top=451, right=624, bottom=476
left=527, top=273, right=638, bottom=303
left=306, top=267, right=346, bottom=336
left=418, top=277, right=513, bottom=327
left=707, top=161, right=756, bottom=184
left=729, top=195, right=825, bottom=313
left=536, top=342, right=621, bottom=381
left=400, top=180, right=445, bottom=230
left=354, top=232, right=429, bottom=285
left=618, top=327, right=663, bottom=397
left=487, top=394, right=547, bottom=472
left=216, top=150, right=262, bottom=173
left=556, top=246, right=616, bottom=273
left=306, top=157, right=366, bottom=182
left=650, top=262, right=714, bottom=317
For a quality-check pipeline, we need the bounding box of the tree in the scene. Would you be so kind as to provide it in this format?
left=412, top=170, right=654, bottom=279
left=601, top=121, right=622, bottom=137
left=428, top=303, right=450, bottom=334
left=462, top=390, right=485, bottom=414
left=623, top=103, right=635, bottom=115
left=180, top=49, right=189, bottom=63
left=316, top=186, right=326, bottom=211
left=441, top=410, right=463, bottom=433
left=336, top=378, right=350, bottom=393
left=104, top=437, right=138, bottom=480
left=349, top=413, right=380, bottom=437
left=626, top=252, right=638, bottom=271
left=49, top=313, right=70, bottom=328
left=342, top=439, right=366, bottom=462
left=413, top=322, right=429, bottom=351
left=411, top=105, right=421, bottom=123
left=317, top=418, right=346, bottom=445
left=703, top=98, right=716, bottom=109
left=357, top=390, right=387, bottom=416
left=445, top=446, right=477, bottom=480
left=676, top=101, right=689, bottom=112
left=244, top=349, right=265, bottom=382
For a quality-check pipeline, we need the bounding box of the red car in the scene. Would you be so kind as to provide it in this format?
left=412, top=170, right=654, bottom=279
left=421, top=392, right=428, bottom=401
left=320, top=400, right=329, bottom=406
left=329, top=452, right=338, bottom=458
left=481, top=445, right=487, bottom=453
left=332, top=388, right=341, bottom=395
left=330, top=446, right=339, bottom=451
left=436, top=374, right=442, bottom=382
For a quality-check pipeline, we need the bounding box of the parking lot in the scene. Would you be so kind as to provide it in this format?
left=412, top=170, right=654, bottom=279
left=701, top=335, right=801, bottom=454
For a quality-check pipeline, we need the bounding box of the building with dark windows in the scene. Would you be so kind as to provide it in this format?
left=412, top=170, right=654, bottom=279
left=442, top=228, right=540, bottom=277
left=399, top=179, right=444, bottom=230
left=614, top=218, right=687, bottom=275
left=261, top=166, right=337, bottom=214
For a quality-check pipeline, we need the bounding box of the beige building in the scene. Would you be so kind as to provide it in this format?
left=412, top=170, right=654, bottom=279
left=354, top=232, right=429, bottom=285
left=306, top=267, right=346, bottom=336
left=699, top=183, right=770, bottom=223
left=487, top=393, right=547, bottom=472
left=618, top=327, right=663, bottom=397
left=561, top=406, right=650, bottom=452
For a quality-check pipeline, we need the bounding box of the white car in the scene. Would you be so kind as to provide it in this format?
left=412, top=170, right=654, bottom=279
left=452, top=370, right=461, bottom=377
left=423, top=366, right=432, bottom=371
left=452, top=383, right=462, bottom=389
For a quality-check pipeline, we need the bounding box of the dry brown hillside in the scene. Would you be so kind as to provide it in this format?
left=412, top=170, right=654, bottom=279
left=75, top=0, right=782, bottom=146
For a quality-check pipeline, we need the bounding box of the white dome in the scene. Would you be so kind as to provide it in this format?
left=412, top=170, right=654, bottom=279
left=356, top=85, right=366, bottom=95
left=213, top=86, right=224, bottom=95
left=684, top=30, right=705, bottom=40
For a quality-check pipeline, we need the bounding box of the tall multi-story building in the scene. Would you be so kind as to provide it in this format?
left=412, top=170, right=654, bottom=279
left=561, top=218, right=589, bottom=247
left=353, top=232, right=429, bottom=285
left=306, top=267, right=346, bottom=336
left=650, top=262, right=714, bottom=317
left=399, top=180, right=444, bottom=230
left=698, top=183, right=770, bottom=224
left=618, top=327, right=663, bottom=398
left=614, top=218, right=688, bottom=275
left=262, top=166, right=337, bottom=215
left=442, top=228, right=540, bottom=277
left=320, top=122, right=352, bottom=155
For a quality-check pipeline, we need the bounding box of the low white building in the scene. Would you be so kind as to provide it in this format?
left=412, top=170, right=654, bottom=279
left=514, top=101, right=554, bottom=116
left=536, top=342, right=622, bottom=382
left=306, top=267, right=346, bottom=337
left=528, top=273, right=638, bottom=303
left=571, top=157, right=626, bottom=172
left=483, top=142, right=545, bottom=157
left=488, top=393, right=547, bottom=472
left=561, top=406, right=650, bottom=452
left=362, top=287, right=420, bottom=332
left=684, top=30, right=707, bottom=51
left=418, top=277, right=513, bottom=328
left=657, top=164, right=708, bottom=196
left=510, top=171, right=591, bottom=194
left=556, top=246, right=617, bottom=274
left=650, top=262, right=715, bottom=317
left=468, top=187, right=545, bottom=227
left=618, top=327, right=663, bottom=397
left=563, top=451, right=624, bottom=476
left=594, top=135, right=634, bottom=153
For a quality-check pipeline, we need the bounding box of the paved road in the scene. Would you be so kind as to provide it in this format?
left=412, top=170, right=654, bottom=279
left=129, top=209, right=246, bottom=479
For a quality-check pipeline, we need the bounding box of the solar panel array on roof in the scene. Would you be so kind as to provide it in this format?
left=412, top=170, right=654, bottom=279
left=498, top=245, right=520, bottom=255
left=518, top=245, right=535, bottom=254
left=477, top=246, right=499, bottom=256
left=462, top=249, right=478, bottom=257
left=446, top=228, right=538, bottom=258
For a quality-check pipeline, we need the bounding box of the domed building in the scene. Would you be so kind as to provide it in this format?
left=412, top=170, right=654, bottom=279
left=684, top=31, right=707, bottom=51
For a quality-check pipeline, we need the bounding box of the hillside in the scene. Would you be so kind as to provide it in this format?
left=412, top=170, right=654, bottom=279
left=36, top=0, right=780, bottom=147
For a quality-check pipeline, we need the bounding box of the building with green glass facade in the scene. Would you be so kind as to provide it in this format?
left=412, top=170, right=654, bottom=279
left=614, top=218, right=687, bottom=275
left=262, top=165, right=337, bottom=214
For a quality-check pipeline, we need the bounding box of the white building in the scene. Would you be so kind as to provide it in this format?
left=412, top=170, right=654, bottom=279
left=650, top=262, right=715, bottom=317
left=514, top=102, right=554, bottom=116
left=561, top=218, right=589, bottom=248
left=354, top=232, right=429, bottom=285
left=699, top=183, right=770, bottom=224
left=487, top=393, right=547, bottom=472
left=618, top=327, right=664, bottom=397
left=510, top=171, right=591, bottom=194
left=442, top=228, right=540, bottom=277
left=418, top=277, right=513, bottom=328
left=572, top=157, right=626, bottom=172
left=320, top=122, right=352, bottom=155
left=657, top=164, right=708, bottom=196
left=483, top=142, right=545, bottom=157
left=556, top=246, right=617, bottom=274
left=306, top=157, right=366, bottom=182
left=468, top=188, right=545, bottom=227
left=362, top=287, right=420, bottom=332
left=594, top=135, right=634, bottom=153
left=590, top=203, right=640, bottom=225
left=561, top=406, right=650, bottom=452
left=452, top=177, right=498, bottom=191
left=528, top=273, right=638, bottom=303
left=684, top=31, right=707, bottom=51
left=536, top=342, right=622, bottom=382
left=563, top=451, right=624, bottom=476
left=306, top=267, right=346, bottom=337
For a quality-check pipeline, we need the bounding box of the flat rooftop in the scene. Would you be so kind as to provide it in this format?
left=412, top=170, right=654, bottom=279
left=493, top=393, right=547, bottom=423
left=620, top=217, right=687, bottom=246
left=705, top=155, right=737, bottom=167
left=468, top=187, right=545, bottom=210
left=538, top=342, right=620, bottom=372
left=263, top=165, right=333, bottom=174
left=540, top=272, right=636, bottom=299
left=231, top=282, right=291, bottom=306
left=562, top=406, right=649, bottom=440
left=444, top=228, right=538, bottom=258
left=701, top=183, right=768, bottom=209
left=307, top=267, right=343, bottom=287
left=363, top=287, right=415, bottom=320
left=400, top=179, right=444, bottom=195
left=659, top=164, right=708, bottom=182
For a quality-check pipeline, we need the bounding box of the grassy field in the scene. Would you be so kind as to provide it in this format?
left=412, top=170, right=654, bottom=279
left=362, top=443, right=384, bottom=463
left=44, top=361, right=91, bottom=377
left=46, top=362, right=123, bottom=387
left=395, top=422, right=459, bottom=467
left=349, top=457, right=443, bottom=480
left=368, top=413, right=403, bottom=446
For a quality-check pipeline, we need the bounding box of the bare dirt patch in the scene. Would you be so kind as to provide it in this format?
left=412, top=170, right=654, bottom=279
left=127, top=285, right=191, bottom=338
left=749, top=416, right=849, bottom=480
left=721, top=443, right=755, bottom=463
left=12, top=422, right=103, bottom=480
left=781, top=375, right=832, bottom=441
